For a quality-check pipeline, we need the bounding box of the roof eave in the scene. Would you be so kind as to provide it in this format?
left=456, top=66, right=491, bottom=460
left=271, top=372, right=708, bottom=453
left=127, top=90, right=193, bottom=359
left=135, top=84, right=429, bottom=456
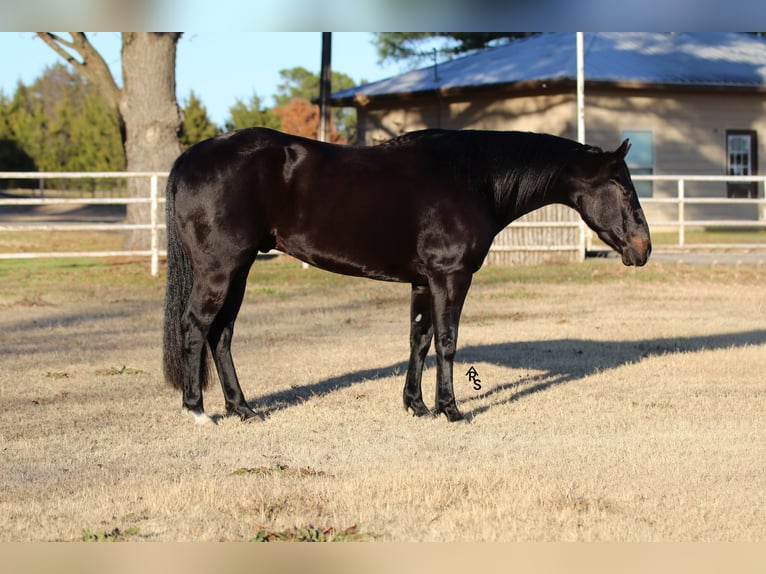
left=330, top=78, right=766, bottom=107
left=329, top=79, right=574, bottom=107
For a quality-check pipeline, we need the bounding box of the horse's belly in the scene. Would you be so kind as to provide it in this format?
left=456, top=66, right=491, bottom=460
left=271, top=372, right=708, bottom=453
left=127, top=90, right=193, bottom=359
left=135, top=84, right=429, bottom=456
left=274, top=231, right=419, bottom=283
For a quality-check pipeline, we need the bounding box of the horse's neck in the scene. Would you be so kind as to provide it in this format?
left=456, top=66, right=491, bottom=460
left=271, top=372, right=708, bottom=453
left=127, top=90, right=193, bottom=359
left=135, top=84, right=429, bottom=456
left=492, top=153, right=575, bottom=228
left=494, top=180, right=561, bottom=228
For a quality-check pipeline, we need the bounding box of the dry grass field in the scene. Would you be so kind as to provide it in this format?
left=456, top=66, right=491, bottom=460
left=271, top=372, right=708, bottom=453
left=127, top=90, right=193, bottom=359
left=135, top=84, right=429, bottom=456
left=0, top=252, right=764, bottom=542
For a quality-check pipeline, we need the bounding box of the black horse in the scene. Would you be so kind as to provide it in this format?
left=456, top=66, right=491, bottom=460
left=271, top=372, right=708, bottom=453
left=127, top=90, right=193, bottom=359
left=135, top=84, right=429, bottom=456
left=163, top=128, right=651, bottom=424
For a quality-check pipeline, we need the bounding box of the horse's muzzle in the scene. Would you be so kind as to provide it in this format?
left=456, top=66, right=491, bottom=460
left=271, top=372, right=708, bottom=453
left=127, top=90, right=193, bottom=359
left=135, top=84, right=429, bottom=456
left=622, top=237, right=651, bottom=267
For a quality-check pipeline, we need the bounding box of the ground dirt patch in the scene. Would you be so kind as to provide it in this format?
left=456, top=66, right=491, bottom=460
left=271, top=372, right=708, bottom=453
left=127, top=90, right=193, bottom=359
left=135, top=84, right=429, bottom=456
left=0, top=256, right=764, bottom=541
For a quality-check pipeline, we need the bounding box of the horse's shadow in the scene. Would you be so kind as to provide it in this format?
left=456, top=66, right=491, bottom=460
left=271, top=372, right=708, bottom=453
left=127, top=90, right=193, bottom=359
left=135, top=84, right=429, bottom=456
left=247, top=329, right=766, bottom=421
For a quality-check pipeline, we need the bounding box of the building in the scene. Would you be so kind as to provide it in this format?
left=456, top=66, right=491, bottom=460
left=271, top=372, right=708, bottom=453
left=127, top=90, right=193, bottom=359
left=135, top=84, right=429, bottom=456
left=330, top=33, right=766, bottom=262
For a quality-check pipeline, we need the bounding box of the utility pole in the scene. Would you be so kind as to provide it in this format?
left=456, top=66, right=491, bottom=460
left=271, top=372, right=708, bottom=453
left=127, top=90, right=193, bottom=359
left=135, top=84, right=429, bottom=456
left=318, top=32, right=332, bottom=142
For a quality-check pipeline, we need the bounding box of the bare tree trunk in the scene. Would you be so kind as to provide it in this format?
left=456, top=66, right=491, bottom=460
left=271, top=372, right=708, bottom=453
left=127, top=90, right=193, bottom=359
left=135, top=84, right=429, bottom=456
left=120, top=32, right=182, bottom=249
left=38, top=32, right=182, bottom=250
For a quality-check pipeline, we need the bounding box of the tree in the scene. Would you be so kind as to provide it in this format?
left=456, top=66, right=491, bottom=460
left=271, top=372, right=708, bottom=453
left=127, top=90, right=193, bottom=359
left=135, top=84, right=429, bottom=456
left=4, top=82, right=47, bottom=171
left=39, top=32, right=183, bottom=248
left=274, top=66, right=358, bottom=142
left=0, top=64, right=124, bottom=190
left=0, top=91, right=37, bottom=186
left=224, top=94, right=281, bottom=132
left=273, top=97, right=345, bottom=143
left=274, top=66, right=357, bottom=106
left=373, top=33, right=538, bottom=65
left=179, top=90, right=219, bottom=149
left=68, top=92, right=125, bottom=174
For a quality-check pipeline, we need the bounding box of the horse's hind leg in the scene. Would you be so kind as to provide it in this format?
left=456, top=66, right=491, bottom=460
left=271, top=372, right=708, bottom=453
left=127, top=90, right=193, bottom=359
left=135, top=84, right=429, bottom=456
left=180, top=276, right=222, bottom=424
left=181, top=259, right=251, bottom=424
left=403, top=284, right=434, bottom=417
left=207, top=264, right=261, bottom=421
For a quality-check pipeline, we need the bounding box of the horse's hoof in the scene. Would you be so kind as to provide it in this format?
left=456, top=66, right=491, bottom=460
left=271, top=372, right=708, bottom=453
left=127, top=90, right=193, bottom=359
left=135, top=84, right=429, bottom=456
left=183, top=408, right=215, bottom=426
left=240, top=410, right=264, bottom=422
left=227, top=403, right=263, bottom=422
left=439, top=406, right=468, bottom=423
left=404, top=398, right=433, bottom=418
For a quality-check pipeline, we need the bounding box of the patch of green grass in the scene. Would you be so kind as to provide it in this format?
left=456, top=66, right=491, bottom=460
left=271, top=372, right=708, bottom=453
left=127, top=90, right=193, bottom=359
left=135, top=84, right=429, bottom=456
left=95, top=366, right=147, bottom=376
left=250, top=524, right=371, bottom=542
left=476, top=260, right=636, bottom=286
left=81, top=527, right=140, bottom=542
left=2, top=230, right=766, bottom=310
left=649, top=228, right=766, bottom=245
left=230, top=464, right=327, bottom=477
left=0, top=230, right=124, bottom=255
left=0, top=257, right=163, bottom=305
left=231, top=464, right=290, bottom=476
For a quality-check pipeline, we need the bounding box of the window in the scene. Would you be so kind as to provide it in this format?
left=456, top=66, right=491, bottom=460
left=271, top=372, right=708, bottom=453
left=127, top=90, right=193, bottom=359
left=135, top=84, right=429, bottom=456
left=726, top=130, right=758, bottom=198
left=621, top=130, right=654, bottom=198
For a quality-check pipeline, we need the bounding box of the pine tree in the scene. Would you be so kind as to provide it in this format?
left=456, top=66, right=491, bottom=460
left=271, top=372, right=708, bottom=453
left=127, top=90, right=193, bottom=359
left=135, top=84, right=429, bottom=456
left=0, top=91, right=37, bottom=186
left=6, top=82, right=47, bottom=171
left=224, top=94, right=281, bottom=132
left=0, top=64, right=125, bottom=190
left=179, top=90, right=219, bottom=149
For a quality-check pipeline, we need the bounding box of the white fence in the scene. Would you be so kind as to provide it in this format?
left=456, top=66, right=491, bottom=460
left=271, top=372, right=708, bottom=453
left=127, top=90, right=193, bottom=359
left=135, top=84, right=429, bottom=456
left=634, top=174, right=766, bottom=249
left=1, top=172, right=766, bottom=277
left=0, top=172, right=166, bottom=276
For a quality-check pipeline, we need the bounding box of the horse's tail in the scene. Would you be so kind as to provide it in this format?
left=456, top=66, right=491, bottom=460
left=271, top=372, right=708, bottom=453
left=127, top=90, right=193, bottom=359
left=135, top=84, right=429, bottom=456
left=162, top=161, right=210, bottom=391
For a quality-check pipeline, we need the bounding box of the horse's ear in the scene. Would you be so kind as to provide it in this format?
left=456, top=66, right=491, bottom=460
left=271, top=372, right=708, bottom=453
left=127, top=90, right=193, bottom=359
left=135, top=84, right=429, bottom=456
left=616, top=139, right=631, bottom=158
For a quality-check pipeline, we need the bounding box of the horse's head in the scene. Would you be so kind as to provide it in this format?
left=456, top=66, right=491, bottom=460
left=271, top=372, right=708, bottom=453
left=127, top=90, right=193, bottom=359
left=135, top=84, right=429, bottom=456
left=563, top=140, right=651, bottom=266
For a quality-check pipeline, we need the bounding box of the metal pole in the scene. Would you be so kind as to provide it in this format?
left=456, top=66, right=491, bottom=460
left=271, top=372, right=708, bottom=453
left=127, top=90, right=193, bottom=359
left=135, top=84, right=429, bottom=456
left=318, top=32, right=332, bottom=143
left=576, top=32, right=586, bottom=144
left=575, top=32, right=589, bottom=259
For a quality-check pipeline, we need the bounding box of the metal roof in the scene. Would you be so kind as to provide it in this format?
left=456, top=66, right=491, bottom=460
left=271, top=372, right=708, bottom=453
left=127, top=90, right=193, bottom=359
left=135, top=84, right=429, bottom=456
left=330, top=32, right=766, bottom=104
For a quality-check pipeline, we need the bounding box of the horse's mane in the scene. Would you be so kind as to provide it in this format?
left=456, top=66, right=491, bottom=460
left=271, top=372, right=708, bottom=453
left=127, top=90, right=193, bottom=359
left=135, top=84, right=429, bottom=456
left=381, top=129, right=588, bottom=220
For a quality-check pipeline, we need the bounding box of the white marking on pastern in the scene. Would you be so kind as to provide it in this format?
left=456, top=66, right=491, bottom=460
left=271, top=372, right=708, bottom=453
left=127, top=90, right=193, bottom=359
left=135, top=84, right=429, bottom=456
left=182, top=408, right=215, bottom=426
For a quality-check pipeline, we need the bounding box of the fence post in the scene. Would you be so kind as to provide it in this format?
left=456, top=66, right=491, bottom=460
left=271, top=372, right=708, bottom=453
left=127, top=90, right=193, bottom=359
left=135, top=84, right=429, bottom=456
left=150, top=174, right=159, bottom=277
left=677, top=178, right=685, bottom=248
left=762, top=181, right=766, bottom=221
left=578, top=218, right=588, bottom=261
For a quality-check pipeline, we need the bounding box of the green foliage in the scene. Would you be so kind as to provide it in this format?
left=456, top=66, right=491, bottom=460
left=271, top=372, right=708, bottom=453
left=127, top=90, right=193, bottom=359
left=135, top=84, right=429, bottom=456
left=250, top=524, right=371, bottom=542
left=81, top=527, right=140, bottom=542
left=95, top=366, right=147, bottom=376
left=180, top=90, right=219, bottom=149
left=0, top=58, right=364, bottom=178
left=230, top=464, right=327, bottom=477
left=0, top=91, right=37, bottom=181
left=274, top=66, right=357, bottom=106
left=0, top=64, right=124, bottom=188
left=224, top=93, right=281, bottom=132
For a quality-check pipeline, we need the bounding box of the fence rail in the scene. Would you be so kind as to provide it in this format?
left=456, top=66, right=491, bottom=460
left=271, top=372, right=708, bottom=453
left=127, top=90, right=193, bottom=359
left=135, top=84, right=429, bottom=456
left=2, top=172, right=766, bottom=276
left=0, top=172, right=166, bottom=276
left=633, top=174, right=766, bottom=249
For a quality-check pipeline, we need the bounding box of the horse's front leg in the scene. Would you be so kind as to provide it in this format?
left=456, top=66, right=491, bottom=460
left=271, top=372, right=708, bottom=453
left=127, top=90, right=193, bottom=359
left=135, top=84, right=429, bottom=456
left=403, top=284, right=434, bottom=417
left=429, top=272, right=472, bottom=422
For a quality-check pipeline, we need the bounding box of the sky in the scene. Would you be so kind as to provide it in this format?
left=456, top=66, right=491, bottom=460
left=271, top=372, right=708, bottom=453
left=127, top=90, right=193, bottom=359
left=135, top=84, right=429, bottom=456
left=0, top=32, right=406, bottom=127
